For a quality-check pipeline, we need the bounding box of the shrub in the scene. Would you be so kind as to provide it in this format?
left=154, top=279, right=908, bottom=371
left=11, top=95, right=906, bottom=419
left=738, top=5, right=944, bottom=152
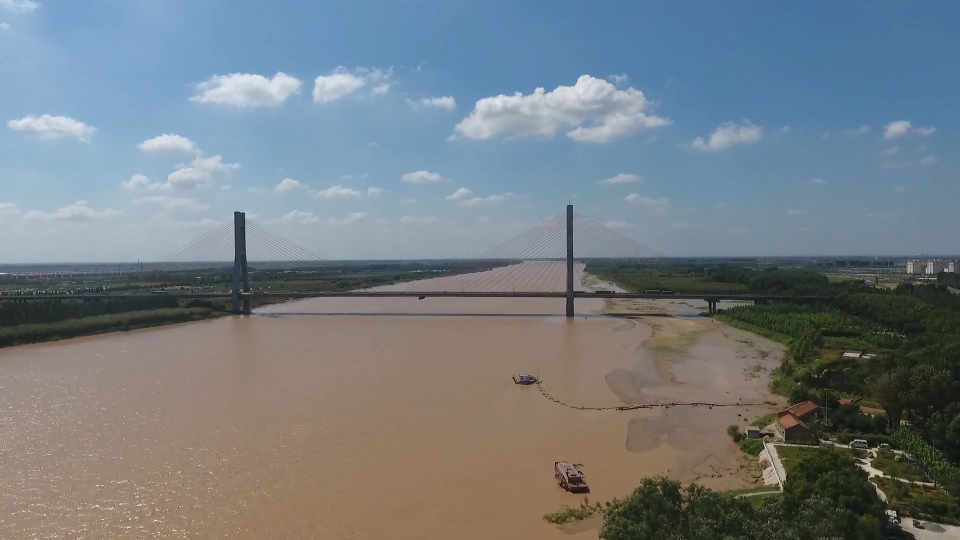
left=727, top=424, right=743, bottom=442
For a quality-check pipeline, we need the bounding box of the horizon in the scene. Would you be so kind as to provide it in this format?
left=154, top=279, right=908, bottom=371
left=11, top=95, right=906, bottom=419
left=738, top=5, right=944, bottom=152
left=1, top=1, right=957, bottom=262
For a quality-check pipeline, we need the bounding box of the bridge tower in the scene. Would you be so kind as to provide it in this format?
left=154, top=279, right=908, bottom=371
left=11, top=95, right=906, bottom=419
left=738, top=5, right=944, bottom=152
left=231, top=211, right=251, bottom=315
left=566, top=204, right=575, bottom=318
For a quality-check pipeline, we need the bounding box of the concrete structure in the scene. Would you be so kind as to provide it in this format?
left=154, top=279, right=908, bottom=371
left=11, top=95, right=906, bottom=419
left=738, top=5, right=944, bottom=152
left=950, top=261, right=960, bottom=274
left=746, top=426, right=761, bottom=439
left=776, top=412, right=812, bottom=443
left=231, top=211, right=251, bottom=315
left=926, top=260, right=947, bottom=275
left=566, top=204, right=574, bottom=318
left=907, top=260, right=925, bottom=274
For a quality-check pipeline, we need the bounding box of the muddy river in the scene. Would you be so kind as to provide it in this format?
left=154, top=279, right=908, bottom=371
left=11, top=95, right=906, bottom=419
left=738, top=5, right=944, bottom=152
left=0, top=264, right=784, bottom=539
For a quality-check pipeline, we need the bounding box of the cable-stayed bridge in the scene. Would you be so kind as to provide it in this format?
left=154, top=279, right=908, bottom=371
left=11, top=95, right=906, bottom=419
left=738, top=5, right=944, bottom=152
left=2, top=205, right=828, bottom=316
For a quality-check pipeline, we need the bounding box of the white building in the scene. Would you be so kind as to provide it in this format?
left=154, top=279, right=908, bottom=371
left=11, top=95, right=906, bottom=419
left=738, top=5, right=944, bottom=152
left=926, top=260, right=947, bottom=275
left=906, top=260, right=925, bottom=274
left=949, top=261, right=960, bottom=273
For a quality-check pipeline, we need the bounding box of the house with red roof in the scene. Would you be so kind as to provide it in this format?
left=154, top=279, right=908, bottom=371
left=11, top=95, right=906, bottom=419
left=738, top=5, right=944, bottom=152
left=774, top=400, right=820, bottom=443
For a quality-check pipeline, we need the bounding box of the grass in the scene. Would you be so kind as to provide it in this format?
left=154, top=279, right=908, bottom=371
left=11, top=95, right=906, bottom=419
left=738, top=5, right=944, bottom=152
left=751, top=413, right=776, bottom=427
left=724, top=485, right=780, bottom=496
left=873, top=477, right=960, bottom=525
left=0, top=307, right=224, bottom=347
left=543, top=497, right=606, bottom=525
left=873, top=451, right=929, bottom=482
left=584, top=267, right=747, bottom=294
left=739, top=438, right=766, bottom=456
left=775, top=445, right=863, bottom=475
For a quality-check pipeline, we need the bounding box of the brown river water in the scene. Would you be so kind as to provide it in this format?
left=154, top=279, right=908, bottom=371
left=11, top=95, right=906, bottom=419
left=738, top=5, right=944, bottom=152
left=0, top=264, right=784, bottom=539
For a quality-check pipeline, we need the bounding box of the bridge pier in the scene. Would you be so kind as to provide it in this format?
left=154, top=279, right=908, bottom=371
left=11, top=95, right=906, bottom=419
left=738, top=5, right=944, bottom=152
left=565, top=204, right=574, bottom=318
left=706, top=300, right=718, bottom=315
left=231, top=211, right=250, bottom=315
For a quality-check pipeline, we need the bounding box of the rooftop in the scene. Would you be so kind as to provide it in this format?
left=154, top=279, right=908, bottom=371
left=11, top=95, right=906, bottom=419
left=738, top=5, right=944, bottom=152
left=777, top=412, right=809, bottom=431
left=786, top=400, right=819, bottom=418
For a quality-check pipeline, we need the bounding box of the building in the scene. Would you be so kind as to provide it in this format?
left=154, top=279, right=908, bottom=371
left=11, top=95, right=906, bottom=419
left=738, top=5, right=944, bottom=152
left=950, top=261, right=960, bottom=274
left=776, top=412, right=812, bottom=443
left=926, top=260, right=947, bottom=275
left=785, top=400, right=820, bottom=420
left=906, top=260, right=925, bottom=274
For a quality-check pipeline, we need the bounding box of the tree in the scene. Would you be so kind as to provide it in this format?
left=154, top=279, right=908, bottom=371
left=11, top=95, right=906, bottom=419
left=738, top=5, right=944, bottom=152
left=870, top=370, right=907, bottom=430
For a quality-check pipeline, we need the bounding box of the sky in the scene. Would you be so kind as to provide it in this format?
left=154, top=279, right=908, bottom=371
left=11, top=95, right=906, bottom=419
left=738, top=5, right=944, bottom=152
left=0, top=0, right=957, bottom=262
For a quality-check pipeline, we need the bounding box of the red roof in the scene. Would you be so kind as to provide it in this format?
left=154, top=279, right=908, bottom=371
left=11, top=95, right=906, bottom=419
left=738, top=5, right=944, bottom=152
left=838, top=398, right=854, bottom=406
left=786, top=400, right=819, bottom=418
left=777, top=412, right=809, bottom=431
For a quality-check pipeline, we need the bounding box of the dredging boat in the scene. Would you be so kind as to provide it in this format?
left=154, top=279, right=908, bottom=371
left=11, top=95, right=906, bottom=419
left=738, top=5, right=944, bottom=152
left=512, top=373, right=539, bottom=385
left=554, top=461, right=589, bottom=493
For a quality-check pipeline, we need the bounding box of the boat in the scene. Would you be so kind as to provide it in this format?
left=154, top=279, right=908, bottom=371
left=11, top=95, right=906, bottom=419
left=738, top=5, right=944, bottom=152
left=555, top=461, right=589, bottom=493
left=512, top=373, right=539, bottom=385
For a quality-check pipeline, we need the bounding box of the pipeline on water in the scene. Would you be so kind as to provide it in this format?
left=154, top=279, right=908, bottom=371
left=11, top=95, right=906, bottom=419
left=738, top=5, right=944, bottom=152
left=533, top=380, right=774, bottom=411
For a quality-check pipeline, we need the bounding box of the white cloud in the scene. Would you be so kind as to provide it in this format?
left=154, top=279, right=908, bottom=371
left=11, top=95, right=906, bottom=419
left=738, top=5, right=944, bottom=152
left=167, top=155, right=239, bottom=189
left=138, top=134, right=198, bottom=153
left=313, top=184, right=363, bottom=200
left=274, top=210, right=319, bottom=225
left=400, top=215, right=438, bottom=225
left=604, top=220, right=631, bottom=229
left=608, top=74, right=629, bottom=86
left=453, top=75, right=670, bottom=143
left=920, top=155, right=937, bottom=166
left=810, top=178, right=826, bottom=185
left=120, top=174, right=161, bottom=191
left=691, top=120, right=762, bottom=151
left=7, top=114, right=96, bottom=141
left=274, top=178, right=303, bottom=193
left=409, top=96, right=456, bottom=110
left=367, top=187, right=384, bottom=197
left=402, top=170, right=444, bottom=184
left=625, top=193, right=669, bottom=213
left=821, top=133, right=830, bottom=140
left=884, top=121, right=936, bottom=140
left=0, top=202, right=20, bottom=221
left=0, top=0, right=38, bottom=13
left=843, top=125, right=870, bottom=136
left=190, top=72, right=301, bottom=108
left=248, top=186, right=266, bottom=193
left=312, top=66, right=393, bottom=103
left=400, top=198, right=416, bottom=204
left=785, top=209, right=807, bottom=216
left=445, top=187, right=512, bottom=207
left=329, top=212, right=368, bottom=225
left=221, top=185, right=231, bottom=190
left=174, top=218, right=222, bottom=229
left=136, top=196, right=210, bottom=212
left=23, top=201, right=121, bottom=222
left=0, top=22, right=10, bottom=30
left=879, top=147, right=900, bottom=156
left=598, top=173, right=639, bottom=185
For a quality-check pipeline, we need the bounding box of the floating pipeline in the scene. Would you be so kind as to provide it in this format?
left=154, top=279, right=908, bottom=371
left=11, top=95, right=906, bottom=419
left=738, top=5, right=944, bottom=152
left=533, top=380, right=775, bottom=411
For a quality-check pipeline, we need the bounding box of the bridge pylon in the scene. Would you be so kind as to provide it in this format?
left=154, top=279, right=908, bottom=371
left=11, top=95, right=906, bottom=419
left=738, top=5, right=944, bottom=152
left=566, top=204, right=574, bottom=317
left=231, top=211, right=250, bottom=314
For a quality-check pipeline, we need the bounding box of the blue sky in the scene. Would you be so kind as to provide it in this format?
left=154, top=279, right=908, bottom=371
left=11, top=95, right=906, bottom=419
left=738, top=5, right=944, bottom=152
left=0, top=0, right=957, bottom=262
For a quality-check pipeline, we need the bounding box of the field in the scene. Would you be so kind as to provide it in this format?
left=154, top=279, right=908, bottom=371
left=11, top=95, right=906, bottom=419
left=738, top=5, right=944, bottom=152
left=873, top=477, right=960, bottom=525
left=775, top=445, right=865, bottom=475
left=584, top=265, right=747, bottom=293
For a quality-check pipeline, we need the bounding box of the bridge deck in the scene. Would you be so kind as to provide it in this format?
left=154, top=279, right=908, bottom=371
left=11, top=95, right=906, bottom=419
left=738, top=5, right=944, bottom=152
left=2, top=292, right=829, bottom=301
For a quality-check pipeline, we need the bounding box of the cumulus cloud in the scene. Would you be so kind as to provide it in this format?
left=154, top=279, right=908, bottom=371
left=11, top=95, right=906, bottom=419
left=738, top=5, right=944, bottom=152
left=400, top=215, right=438, bottom=225
left=884, top=120, right=936, bottom=139
left=445, top=188, right=512, bottom=207
left=274, top=178, right=303, bottom=193
left=453, top=75, right=670, bottom=143
left=135, top=196, right=210, bottom=212
left=608, top=74, right=629, bottom=86
left=120, top=174, right=161, bottom=191
left=329, top=212, right=368, bottom=225
left=598, top=173, right=639, bottom=185
left=400, top=198, right=416, bottom=204
left=190, top=72, right=301, bottom=108
left=691, top=120, right=762, bottom=151
left=7, top=114, right=96, bottom=141
left=408, top=96, right=456, bottom=110
left=0, top=0, right=39, bottom=13
left=402, top=170, right=444, bottom=184
left=810, top=178, right=826, bottom=185
left=313, top=184, right=363, bottom=200
left=0, top=202, right=20, bottom=221
left=844, top=125, right=870, bottom=136
left=138, top=134, right=198, bottom=153
left=625, top=193, right=669, bottom=213
left=23, top=201, right=121, bottom=221
left=167, top=155, right=239, bottom=189
left=274, top=210, right=319, bottom=225
left=785, top=209, right=807, bottom=216
left=312, top=66, right=393, bottom=103
left=920, top=155, right=938, bottom=166
left=367, top=187, right=384, bottom=197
